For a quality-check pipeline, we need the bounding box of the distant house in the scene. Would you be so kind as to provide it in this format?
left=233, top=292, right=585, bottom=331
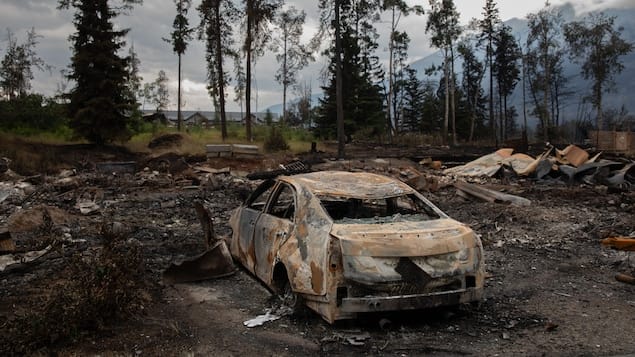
left=144, top=110, right=279, bottom=127
left=142, top=112, right=168, bottom=125
left=185, top=111, right=210, bottom=127
left=240, top=113, right=265, bottom=126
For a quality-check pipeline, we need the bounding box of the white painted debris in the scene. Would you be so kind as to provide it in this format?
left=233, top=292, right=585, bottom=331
left=243, top=305, right=293, bottom=328
left=243, top=310, right=283, bottom=328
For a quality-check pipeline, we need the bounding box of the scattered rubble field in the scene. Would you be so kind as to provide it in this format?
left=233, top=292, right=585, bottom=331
left=1, top=143, right=634, bottom=356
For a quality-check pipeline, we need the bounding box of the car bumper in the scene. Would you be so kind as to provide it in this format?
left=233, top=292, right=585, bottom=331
left=339, top=287, right=483, bottom=313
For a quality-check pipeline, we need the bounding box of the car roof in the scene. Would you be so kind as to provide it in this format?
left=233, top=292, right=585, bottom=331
left=280, top=171, right=415, bottom=199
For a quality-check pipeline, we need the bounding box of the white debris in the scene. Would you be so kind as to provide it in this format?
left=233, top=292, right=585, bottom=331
left=243, top=306, right=293, bottom=328
left=243, top=310, right=283, bottom=328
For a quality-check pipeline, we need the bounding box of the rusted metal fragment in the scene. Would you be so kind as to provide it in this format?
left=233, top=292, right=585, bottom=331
left=500, top=153, right=535, bottom=175
left=444, top=148, right=513, bottom=177
left=558, top=160, right=621, bottom=183
left=163, top=201, right=236, bottom=284
left=194, top=201, right=216, bottom=248
left=601, top=236, right=635, bottom=251
left=405, top=174, right=439, bottom=192
left=454, top=181, right=531, bottom=206
left=163, top=240, right=236, bottom=283
left=556, top=145, right=589, bottom=167
left=513, top=147, right=554, bottom=177
left=603, top=162, right=635, bottom=188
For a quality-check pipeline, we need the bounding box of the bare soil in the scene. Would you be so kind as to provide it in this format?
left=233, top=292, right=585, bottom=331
left=1, top=143, right=634, bottom=356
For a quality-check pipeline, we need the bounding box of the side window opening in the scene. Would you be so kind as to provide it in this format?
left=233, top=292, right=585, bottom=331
left=267, top=184, right=296, bottom=221
left=247, top=180, right=276, bottom=211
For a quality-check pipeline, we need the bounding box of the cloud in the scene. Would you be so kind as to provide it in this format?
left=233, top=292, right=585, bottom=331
left=552, top=0, right=635, bottom=15
left=2, top=0, right=633, bottom=112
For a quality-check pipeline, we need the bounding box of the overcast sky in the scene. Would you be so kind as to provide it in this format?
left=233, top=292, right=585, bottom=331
left=1, top=0, right=633, bottom=113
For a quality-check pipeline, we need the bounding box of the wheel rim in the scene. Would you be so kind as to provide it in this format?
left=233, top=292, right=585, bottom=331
left=280, top=281, right=298, bottom=308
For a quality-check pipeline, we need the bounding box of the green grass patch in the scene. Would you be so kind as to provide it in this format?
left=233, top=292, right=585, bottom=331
left=126, top=123, right=317, bottom=155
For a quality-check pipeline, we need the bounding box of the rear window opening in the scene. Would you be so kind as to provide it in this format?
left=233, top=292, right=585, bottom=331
left=319, top=194, right=440, bottom=224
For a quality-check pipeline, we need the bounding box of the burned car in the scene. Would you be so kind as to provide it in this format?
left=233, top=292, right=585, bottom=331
left=228, top=171, right=484, bottom=323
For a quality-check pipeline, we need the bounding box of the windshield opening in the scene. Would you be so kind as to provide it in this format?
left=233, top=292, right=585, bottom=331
left=319, top=194, right=441, bottom=224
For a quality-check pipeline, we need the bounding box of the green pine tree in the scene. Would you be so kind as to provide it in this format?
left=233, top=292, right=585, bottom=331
left=59, top=0, right=141, bottom=144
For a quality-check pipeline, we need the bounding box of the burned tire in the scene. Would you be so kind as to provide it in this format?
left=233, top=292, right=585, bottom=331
left=279, top=279, right=304, bottom=314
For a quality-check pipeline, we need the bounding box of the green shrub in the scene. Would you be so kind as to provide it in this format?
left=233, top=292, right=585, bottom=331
left=264, top=125, right=290, bottom=152
left=0, top=94, right=68, bottom=132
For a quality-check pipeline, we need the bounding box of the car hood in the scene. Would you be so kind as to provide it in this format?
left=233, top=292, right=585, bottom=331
left=330, top=219, right=478, bottom=257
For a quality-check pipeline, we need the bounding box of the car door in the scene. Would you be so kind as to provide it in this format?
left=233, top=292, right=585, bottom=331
left=253, top=182, right=296, bottom=283
left=234, top=180, right=276, bottom=274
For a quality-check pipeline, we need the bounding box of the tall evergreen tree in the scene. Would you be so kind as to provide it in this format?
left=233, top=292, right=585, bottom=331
left=564, top=13, right=634, bottom=131
left=316, top=0, right=385, bottom=143
left=58, top=0, right=141, bottom=144
left=198, top=0, right=239, bottom=141
left=401, top=66, right=424, bottom=132
left=166, top=0, right=195, bottom=131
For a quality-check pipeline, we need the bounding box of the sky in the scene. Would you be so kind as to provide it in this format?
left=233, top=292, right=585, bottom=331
left=0, top=0, right=633, bottom=113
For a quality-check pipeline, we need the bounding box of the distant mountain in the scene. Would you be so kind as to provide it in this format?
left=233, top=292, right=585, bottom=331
left=409, top=4, right=635, bottom=125
left=265, top=94, right=322, bottom=115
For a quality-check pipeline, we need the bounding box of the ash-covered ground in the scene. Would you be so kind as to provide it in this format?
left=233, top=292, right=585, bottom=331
left=1, top=146, right=634, bottom=356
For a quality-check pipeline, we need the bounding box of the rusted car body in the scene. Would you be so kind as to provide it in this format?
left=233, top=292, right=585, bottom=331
left=229, top=171, right=485, bottom=323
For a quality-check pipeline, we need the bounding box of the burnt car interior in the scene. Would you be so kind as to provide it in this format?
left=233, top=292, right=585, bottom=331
left=267, top=184, right=295, bottom=221
left=247, top=179, right=275, bottom=211
left=246, top=180, right=295, bottom=221
left=319, top=194, right=440, bottom=224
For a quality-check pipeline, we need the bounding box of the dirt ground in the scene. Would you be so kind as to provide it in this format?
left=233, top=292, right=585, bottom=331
left=1, top=143, right=634, bottom=356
